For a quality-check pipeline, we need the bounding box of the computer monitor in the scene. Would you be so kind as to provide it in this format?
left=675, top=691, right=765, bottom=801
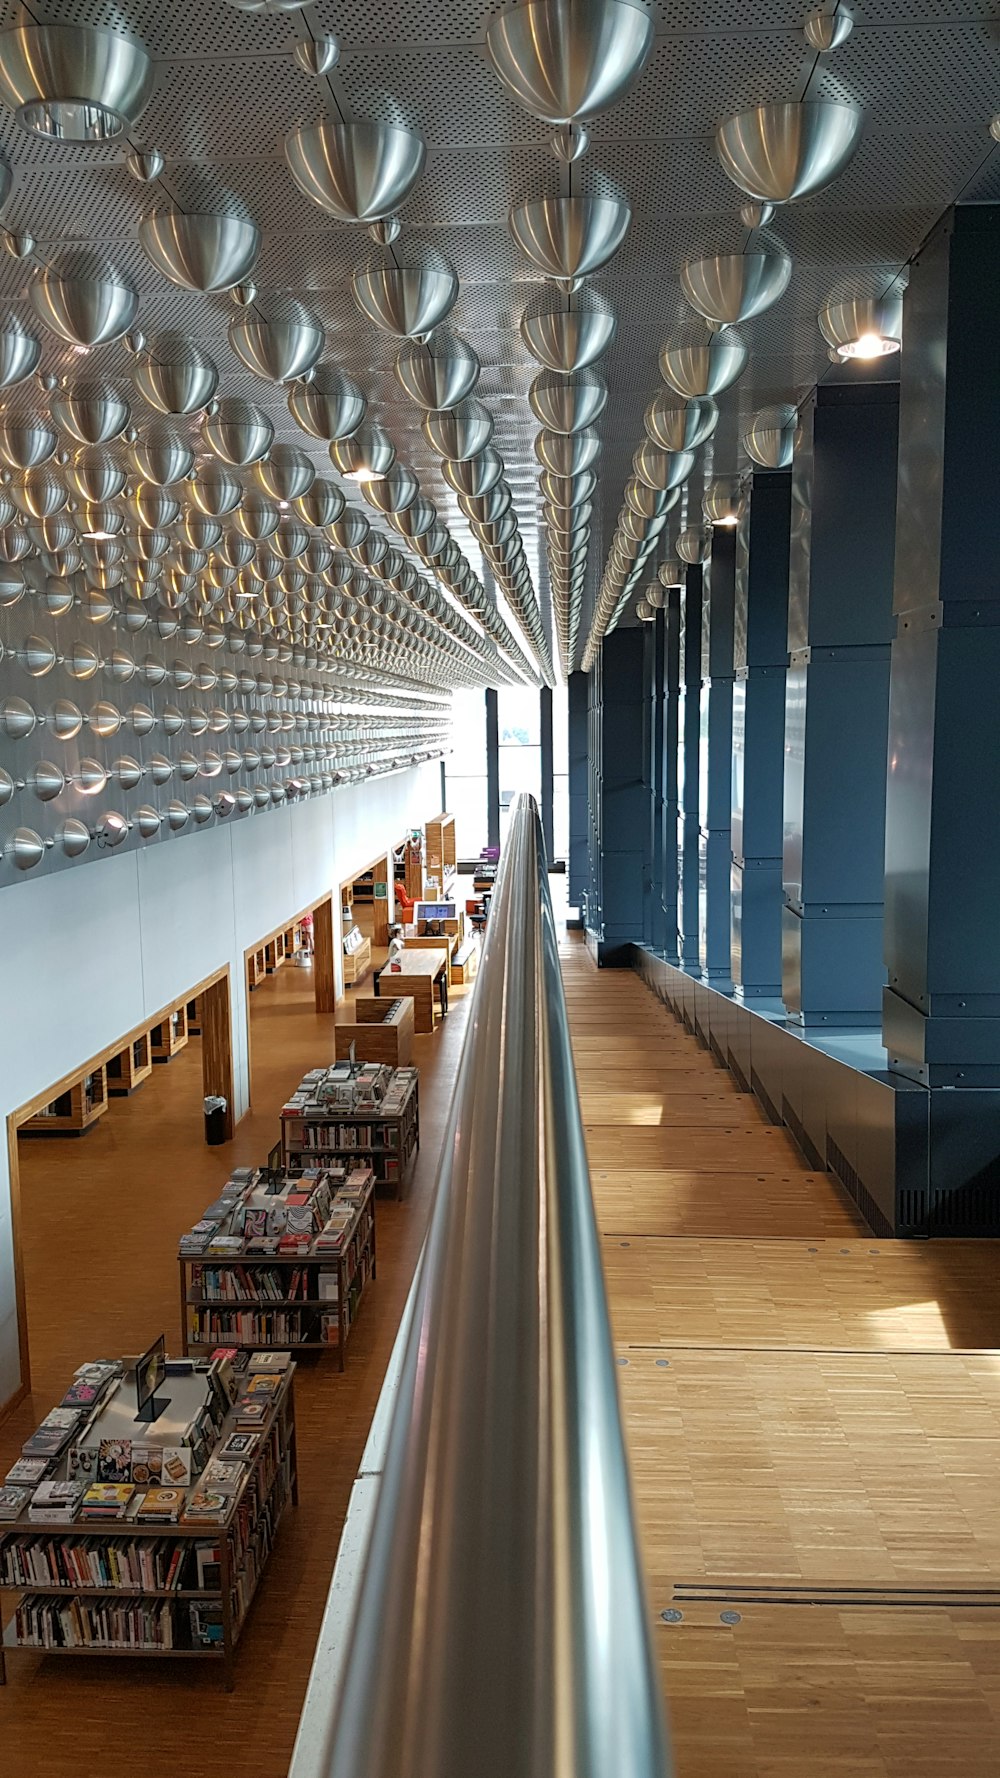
left=415, top=901, right=456, bottom=924
left=133, top=1334, right=170, bottom=1424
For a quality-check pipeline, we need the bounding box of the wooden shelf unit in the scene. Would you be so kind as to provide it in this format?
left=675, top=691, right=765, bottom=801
left=334, top=996, right=415, bottom=1067
left=0, top=1372, right=298, bottom=1691
left=423, top=812, right=456, bottom=897
left=106, top=1032, right=153, bottom=1097
left=21, top=1065, right=109, bottom=1138
left=280, top=1074, right=419, bottom=1199
left=180, top=1192, right=376, bottom=1373
left=151, top=1004, right=189, bottom=1064
left=342, top=930, right=372, bottom=987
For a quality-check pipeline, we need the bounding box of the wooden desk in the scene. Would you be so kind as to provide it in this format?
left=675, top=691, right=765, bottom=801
left=334, top=995, right=415, bottom=1066
left=403, top=931, right=460, bottom=963
left=379, top=948, right=448, bottom=1034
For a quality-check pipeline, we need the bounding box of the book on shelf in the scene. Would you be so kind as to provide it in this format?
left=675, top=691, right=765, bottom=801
left=200, top=1459, right=244, bottom=1497
left=5, top=1456, right=51, bottom=1488
left=0, top=1485, right=31, bottom=1521
left=181, top=1489, right=229, bottom=1525
left=189, top=1599, right=224, bottom=1647
left=15, top=1594, right=176, bottom=1651
left=28, top=1479, right=86, bottom=1522
left=248, top=1351, right=292, bottom=1372
left=135, top=1487, right=185, bottom=1524
left=219, top=1431, right=260, bottom=1462
left=233, top=1397, right=269, bottom=1429
left=22, top=1409, right=83, bottom=1460
left=81, top=1483, right=136, bottom=1521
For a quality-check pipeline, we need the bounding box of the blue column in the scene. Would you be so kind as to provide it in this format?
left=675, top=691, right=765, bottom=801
left=567, top=670, right=588, bottom=917
left=661, top=588, right=680, bottom=962
left=540, top=685, right=553, bottom=861
left=596, top=626, right=647, bottom=960
left=699, top=530, right=736, bottom=989
left=676, top=568, right=702, bottom=964
left=884, top=205, right=1000, bottom=1090
left=782, top=381, right=899, bottom=1026
left=645, top=615, right=667, bottom=950
left=732, top=471, right=791, bottom=998
left=486, top=688, right=500, bottom=850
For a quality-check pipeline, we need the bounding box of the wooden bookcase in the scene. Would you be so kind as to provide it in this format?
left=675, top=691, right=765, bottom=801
left=22, top=1065, right=109, bottom=1137
left=334, top=997, right=414, bottom=1067
left=280, top=1073, right=419, bottom=1198
left=0, top=1371, right=298, bottom=1690
left=423, top=812, right=456, bottom=896
left=151, top=1005, right=188, bottom=1064
left=106, top=1033, right=153, bottom=1097
left=342, top=930, right=372, bottom=987
left=180, top=1186, right=376, bottom=1372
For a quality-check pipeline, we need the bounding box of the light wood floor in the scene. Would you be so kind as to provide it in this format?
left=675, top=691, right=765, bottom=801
left=0, top=945, right=473, bottom=1777
left=561, top=934, right=1000, bottom=1778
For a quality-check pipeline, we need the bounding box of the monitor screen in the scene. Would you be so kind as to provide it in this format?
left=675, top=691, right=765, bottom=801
left=134, top=1333, right=166, bottom=1417
left=415, top=901, right=455, bottom=923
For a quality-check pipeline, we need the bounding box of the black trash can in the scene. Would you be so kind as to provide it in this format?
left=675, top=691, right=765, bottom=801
left=204, top=1095, right=227, bottom=1145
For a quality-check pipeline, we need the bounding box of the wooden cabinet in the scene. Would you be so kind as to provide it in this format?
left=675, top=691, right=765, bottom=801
left=107, top=1032, right=153, bottom=1096
left=151, top=1004, right=189, bottom=1063
left=423, top=813, right=456, bottom=896
left=22, top=1065, right=109, bottom=1136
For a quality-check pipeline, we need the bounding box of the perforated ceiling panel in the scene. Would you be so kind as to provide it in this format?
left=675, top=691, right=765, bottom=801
left=0, top=0, right=996, bottom=887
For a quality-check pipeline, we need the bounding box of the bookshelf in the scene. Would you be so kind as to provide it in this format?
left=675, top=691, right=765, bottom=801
left=0, top=1364, right=298, bottom=1691
left=342, top=926, right=372, bottom=987
left=423, top=812, right=456, bottom=897
left=280, top=1066, right=419, bottom=1197
left=179, top=1170, right=377, bottom=1369
left=334, top=997, right=414, bottom=1067
left=22, top=1065, right=109, bottom=1137
left=107, top=1032, right=153, bottom=1096
left=151, top=1004, right=188, bottom=1063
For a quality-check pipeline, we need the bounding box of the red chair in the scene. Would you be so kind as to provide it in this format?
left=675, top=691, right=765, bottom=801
left=395, top=885, right=417, bottom=914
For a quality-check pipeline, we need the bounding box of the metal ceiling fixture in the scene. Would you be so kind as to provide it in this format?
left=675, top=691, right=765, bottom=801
left=657, top=559, right=684, bottom=589
left=139, top=210, right=262, bottom=293
left=288, top=365, right=366, bottom=441
left=0, top=322, right=39, bottom=389
left=284, top=121, right=427, bottom=223
left=739, top=200, right=774, bottom=230
left=0, top=23, right=153, bottom=142
left=703, top=476, right=746, bottom=527
left=551, top=125, right=589, bottom=162
left=130, top=425, right=195, bottom=487
left=743, top=404, right=800, bottom=469
left=659, top=327, right=748, bottom=397
left=423, top=400, right=495, bottom=461
left=330, top=424, right=396, bottom=482
left=229, top=301, right=325, bottom=384
left=132, top=334, right=219, bottom=415
left=1, top=229, right=32, bottom=259
left=818, top=289, right=903, bottom=359
left=126, top=148, right=164, bottom=182
left=293, top=35, right=340, bottom=76
left=202, top=398, right=274, bottom=466
left=716, top=100, right=863, bottom=204
left=29, top=266, right=138, bottom=347
left=534, top=428, right=601, bottom=476
left=529, top=370, right=608, bottom=433
left=508, top=196, right=631, bottom=279
left=255, top=443, right=316, bottom=501
left=803, top=7, right=853, bottom=51
left=487, top=0, right=652, bottom=159
left=676, top=527, right=712, bottom=564
left=680, top=252, right=792, bottom=325
left=352, top=261, right=459, bottom=338
left=644, top=391, right=718, bottom=452
left=394, top=334, right=480, bottom=411
left=520, top=294, right=617, bottom=371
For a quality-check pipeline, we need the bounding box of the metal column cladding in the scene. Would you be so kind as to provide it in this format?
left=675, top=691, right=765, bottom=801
left=592, top=625, right=646, bottom=961
left=781, top=380, right=899, bottom=1026
left=732, top=470, right=791, bottom=998
left=885, top=206, right=1000, bottom=1101
left=647, top=607, right=668, bottom=953
left=567, top=671, right=588, bottom=913
left=698, top=526, right=736, bottom=988
left=661, top=588, right=681, bottom=965
left=676, top=566, right=703, bottom=964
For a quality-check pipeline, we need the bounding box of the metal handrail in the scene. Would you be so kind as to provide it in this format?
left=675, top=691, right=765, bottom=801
left=315, top=792, right=671, bottom=1778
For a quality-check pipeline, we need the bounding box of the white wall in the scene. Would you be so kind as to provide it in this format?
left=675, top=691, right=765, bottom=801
left=0, top=762, right=442, bottom=1413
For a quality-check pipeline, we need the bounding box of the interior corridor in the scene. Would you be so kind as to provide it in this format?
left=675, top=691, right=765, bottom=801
left=560, top=932, right=1000, bottom=1778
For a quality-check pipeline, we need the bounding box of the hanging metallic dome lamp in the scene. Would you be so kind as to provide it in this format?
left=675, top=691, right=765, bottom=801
left=715, top=101, right=862, bottom=205
left=644, top=391, right=718, bottom=452
left=394, top=333, right=479, bottom=410
left=818, top=289, right=903, bottom=360
left=229, top=299, right=325, bottom=384
left=743, top=404, right=800, bottom=470
left=132, top=334, right=219, bottom=416
left=703, top=476, right=746, bottom=527
left=520, top=291, right=617, bottom=371
left=288, top=364, right=366, bottom=442
left=330, top=424, right=395, bottom=483
left=139, top=210, right=262, bottom=293
left=423, top=399, right=494, bottom=462
left=486, top=0, right=653, bottom=159
left=352, top=259, right=459, bottom=339
left=0, top=319, right=40, bottom=389
left=284, top=121, right=426, bottom=223
left=529, top=369, right=607, bottom=433
left=30, top=265, right=138, bottom=347
left=509, top=196, right=631, bottom=279
left=680, top=252, right=792, bottom=325
left=0, top=23, right=153, bottom=142
left=659, top=325, right=748, bottom=398
left=676, top=526, right=712, bottom=564
left=201, top=398, right=273, bottom=467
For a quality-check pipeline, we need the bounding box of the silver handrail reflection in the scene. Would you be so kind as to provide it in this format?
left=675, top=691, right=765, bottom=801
left=318, top=792, right=671, bottom=1778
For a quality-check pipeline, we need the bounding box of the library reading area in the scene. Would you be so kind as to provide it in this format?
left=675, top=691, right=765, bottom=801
left=1, top=5, right=999, bottom=1776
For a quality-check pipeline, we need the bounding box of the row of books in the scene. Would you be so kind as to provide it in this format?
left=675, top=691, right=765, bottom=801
left=284, top=1121, right=402, bottom=1151
left=13, top=1594, right=177, bottom=1651
left=0, top=1536, right=208, bottom=1593
left=190, top=1309, right=317, bottom=1347
left=189, top=1265, right=314, bottom=1304
left=231, top=1455, right=292, bottom=1630
left=282, top=1062, right=405, bottom=1115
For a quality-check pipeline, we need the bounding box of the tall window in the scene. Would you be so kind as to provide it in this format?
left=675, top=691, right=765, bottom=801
left=552, top=680, right=569, bottom=864
left=448, top=688, right=489, bottom=857
left=497, top=686, right=541, bottom=849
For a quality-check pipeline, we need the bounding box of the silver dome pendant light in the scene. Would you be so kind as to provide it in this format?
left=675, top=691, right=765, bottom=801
left=487, top=0, right=652, bottom=161
left=0, top=22, right=154, bottom=142
left=284, top=121, right=426, bottom=223
left=715, top=100, right=862, bottom=206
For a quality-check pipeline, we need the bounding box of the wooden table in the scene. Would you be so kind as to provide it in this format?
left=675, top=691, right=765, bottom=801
left=378, top=947, right=448, bottom=1033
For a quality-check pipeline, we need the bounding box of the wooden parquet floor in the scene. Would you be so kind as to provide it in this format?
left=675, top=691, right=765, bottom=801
left=561, top=933, right=1000, bottom=1778
left=0, top=948, right=474, bottom=1778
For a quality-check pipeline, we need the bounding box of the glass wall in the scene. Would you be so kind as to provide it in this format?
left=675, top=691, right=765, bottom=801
left=448, top=688, right=490, bottom=858
left=497, top=686, right=541, bottom=850
left=552, top=680, right=569, bottom=865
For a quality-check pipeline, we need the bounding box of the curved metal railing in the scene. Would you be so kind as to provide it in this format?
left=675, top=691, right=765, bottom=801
left=312, top=792, right=670, bottom=1778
